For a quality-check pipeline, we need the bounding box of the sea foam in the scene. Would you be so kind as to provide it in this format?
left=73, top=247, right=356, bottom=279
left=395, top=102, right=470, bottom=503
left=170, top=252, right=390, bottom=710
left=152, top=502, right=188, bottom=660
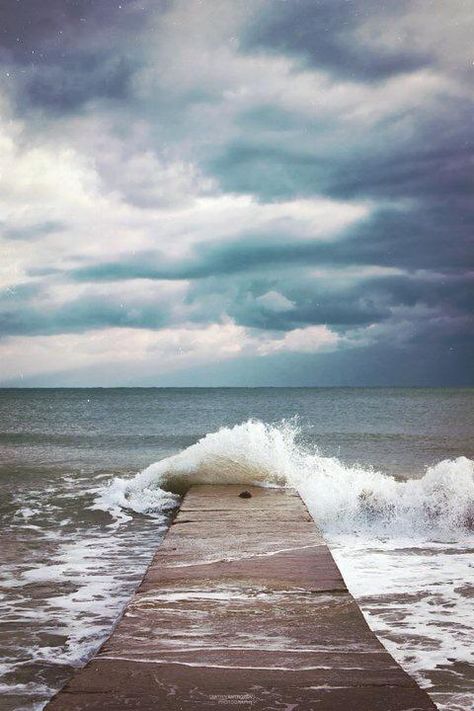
left=95, top=420, right=474, bottom=535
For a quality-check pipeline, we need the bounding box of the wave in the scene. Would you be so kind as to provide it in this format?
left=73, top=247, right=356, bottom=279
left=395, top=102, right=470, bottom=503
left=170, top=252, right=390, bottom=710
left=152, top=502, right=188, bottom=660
left=94, top=420, right=474, bottom=535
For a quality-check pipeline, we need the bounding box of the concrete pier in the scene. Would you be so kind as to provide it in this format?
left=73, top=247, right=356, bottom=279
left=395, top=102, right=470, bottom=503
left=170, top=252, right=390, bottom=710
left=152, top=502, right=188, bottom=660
left=46, top=485, right=437, bottom=710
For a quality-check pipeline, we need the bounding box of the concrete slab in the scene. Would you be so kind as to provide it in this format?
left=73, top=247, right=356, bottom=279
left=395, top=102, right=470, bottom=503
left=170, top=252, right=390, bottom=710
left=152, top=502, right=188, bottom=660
left=45, top=485, right=437, bottom=710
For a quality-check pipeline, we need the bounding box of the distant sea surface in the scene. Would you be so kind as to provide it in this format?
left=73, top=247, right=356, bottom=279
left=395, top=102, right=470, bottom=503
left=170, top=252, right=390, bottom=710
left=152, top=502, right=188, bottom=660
left=0, top=387, right=473, bottom=710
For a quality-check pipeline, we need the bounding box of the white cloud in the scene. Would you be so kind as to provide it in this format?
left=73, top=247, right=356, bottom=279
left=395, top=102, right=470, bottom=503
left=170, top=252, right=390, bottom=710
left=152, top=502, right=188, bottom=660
left=357, top=0, right=474, bottom=82
left=257, top=325, right=340, bottom=355
left=0, top=0, right=468, bottom=385
left=255, top=290, right=294, bottom=312
left=0, top=88, right=371, bottom=290
left=0, top=320, right=343, bottom=382
left=0, top=323, right=246, bottom=381
left=137, top=0, right=465, bottom=135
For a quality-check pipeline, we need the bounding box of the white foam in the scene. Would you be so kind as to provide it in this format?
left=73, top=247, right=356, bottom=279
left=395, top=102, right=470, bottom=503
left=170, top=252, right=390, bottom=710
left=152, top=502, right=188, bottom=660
left=95, top=419, right=474, bottom=536
left=329, top=534, right=474, bottom=711
left=92, top=420, right=474, bottom=711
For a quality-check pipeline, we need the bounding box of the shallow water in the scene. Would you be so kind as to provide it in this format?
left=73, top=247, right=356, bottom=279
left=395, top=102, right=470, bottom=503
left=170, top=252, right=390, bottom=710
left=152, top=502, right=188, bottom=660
left=0, top=387, right=473, bottom=710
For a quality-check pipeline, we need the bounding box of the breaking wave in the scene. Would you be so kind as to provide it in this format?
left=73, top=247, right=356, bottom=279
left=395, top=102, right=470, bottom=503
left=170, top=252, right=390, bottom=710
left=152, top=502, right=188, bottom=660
left=94, top=420, right=474, bottom=535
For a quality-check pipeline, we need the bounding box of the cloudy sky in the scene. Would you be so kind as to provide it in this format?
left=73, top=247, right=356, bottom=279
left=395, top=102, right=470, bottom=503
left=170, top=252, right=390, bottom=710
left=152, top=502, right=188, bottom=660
left=0, top=0, right=472, bottom=386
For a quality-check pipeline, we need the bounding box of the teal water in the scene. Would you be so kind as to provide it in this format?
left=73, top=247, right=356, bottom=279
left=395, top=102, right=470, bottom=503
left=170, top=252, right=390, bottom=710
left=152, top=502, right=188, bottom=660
left=0, top=388, right=473, bottom=710
left=2, top=387, right=473, bottom=477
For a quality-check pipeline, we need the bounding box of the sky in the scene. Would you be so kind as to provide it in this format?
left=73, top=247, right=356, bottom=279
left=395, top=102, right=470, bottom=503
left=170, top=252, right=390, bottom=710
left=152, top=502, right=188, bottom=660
left=0, top=0, right=472, bottom=386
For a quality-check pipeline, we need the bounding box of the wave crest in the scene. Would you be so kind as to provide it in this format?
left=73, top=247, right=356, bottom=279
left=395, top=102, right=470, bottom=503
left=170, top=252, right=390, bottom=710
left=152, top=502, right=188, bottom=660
left=95, top=420, right=474, bottom=535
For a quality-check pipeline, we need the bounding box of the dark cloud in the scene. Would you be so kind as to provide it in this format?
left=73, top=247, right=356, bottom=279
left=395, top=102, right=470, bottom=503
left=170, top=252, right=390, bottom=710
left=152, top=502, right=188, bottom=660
left=9, top=332, right=472, bottom=388
left=328, top=114, right=474, bottom=202
left=182, top=338, right=474, bottom=388
left=204, top=282, right=390, bottom=331
left=1, top=220, right=65, bottom=240
left=27, top=252, right=472, bottom=339
left=0, top=0, right=157, bottom=112
left=23, top=53, right=135, bottom=111
left=62, top=199, right=473, bottom=287
left=185, top=270, right=474, bottom=333
left=66, top=239, right=345, bottom=282
left=211, top=99, right=474, bottom=203
left=0, top=0, right=155, bottom=60
left=0, top=287, right=168, bottom=337
left=209, top=120, right=474, bottom=271
left=335, top=203, right=474, bottom=271
left=244, top=0, right=428, bottom=81
left=1, top=0, right=472, bottom=385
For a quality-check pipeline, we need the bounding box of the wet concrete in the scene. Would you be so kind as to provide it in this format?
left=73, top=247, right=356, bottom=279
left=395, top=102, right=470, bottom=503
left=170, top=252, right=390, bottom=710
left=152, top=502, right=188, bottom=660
left=45, top=485, right=437, bottom=710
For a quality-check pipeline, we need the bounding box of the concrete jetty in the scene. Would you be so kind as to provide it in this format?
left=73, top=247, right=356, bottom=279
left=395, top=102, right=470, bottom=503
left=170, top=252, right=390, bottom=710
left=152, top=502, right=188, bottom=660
left=46, top=485, right=437, bottom=710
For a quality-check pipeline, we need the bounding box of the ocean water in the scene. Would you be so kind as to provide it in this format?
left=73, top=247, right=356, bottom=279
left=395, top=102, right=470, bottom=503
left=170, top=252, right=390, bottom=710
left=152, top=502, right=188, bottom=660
left=0, top=387, right=473, bottom=711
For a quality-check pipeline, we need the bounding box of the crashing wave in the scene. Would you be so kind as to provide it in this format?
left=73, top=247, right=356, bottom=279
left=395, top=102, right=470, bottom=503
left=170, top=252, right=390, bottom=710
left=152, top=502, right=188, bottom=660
left=94, top=420, right=474, bottom=535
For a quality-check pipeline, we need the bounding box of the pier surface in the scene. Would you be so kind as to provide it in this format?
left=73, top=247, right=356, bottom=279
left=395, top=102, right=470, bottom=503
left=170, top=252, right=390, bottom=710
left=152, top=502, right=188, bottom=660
left=46, top=485, right=436, bottom=710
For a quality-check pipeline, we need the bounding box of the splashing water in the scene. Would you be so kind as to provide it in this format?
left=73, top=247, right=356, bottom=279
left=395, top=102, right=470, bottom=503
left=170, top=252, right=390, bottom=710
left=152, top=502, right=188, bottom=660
left=95, top=419, right=474, bottom=536
left=92, top=418, right=474, bottom=709
left=2, top=391, right=473, bottom=711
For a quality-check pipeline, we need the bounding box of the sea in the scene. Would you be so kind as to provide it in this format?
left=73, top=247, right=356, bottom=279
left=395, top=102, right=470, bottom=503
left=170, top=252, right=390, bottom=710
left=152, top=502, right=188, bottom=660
left=0, top=387, right=473, bottom=711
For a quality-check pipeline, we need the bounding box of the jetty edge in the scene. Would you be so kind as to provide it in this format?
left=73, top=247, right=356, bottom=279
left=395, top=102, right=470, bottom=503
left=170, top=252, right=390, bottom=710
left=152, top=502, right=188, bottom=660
left=45, top=484, right=437, bottom=710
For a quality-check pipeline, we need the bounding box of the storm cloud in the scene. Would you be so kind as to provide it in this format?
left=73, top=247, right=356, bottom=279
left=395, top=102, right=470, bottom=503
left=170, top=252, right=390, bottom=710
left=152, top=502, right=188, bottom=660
left=0, top=0, right=472, bottom=385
